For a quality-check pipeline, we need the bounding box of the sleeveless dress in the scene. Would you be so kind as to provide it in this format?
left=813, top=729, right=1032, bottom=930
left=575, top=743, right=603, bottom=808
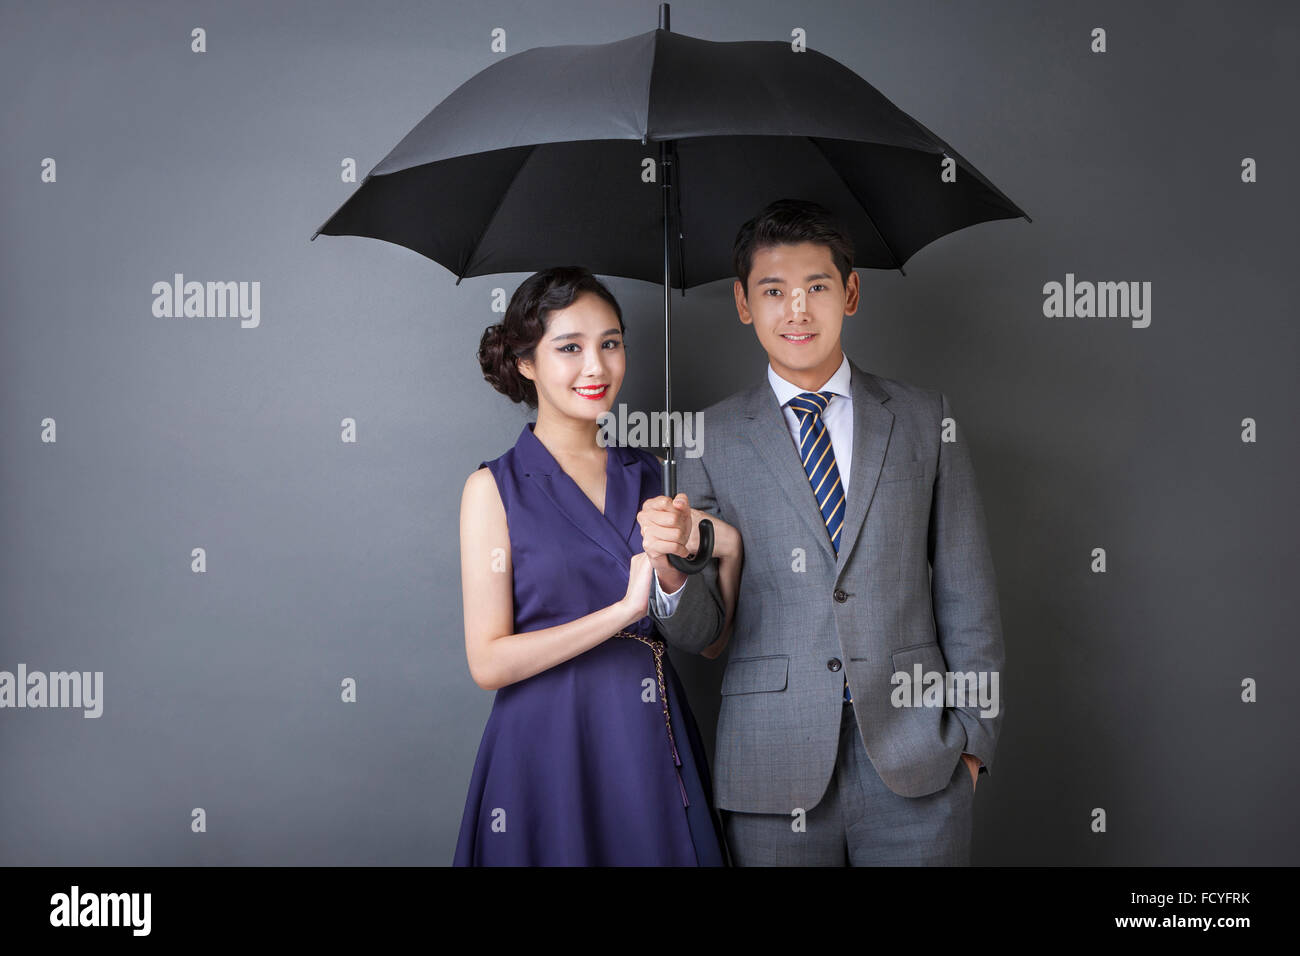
left=452, top=422, right=728, bottom=865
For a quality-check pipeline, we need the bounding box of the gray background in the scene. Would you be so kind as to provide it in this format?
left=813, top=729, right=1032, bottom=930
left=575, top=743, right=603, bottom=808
left=1, top=0, right=1296, bottom=865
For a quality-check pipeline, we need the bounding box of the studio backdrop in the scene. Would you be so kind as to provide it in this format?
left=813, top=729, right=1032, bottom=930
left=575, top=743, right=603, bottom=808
left=1, top=0, right=1296, bottom=865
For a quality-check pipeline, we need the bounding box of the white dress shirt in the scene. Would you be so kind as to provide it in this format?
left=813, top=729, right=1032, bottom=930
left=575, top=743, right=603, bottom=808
left=651, top=352, right=855, bottom=616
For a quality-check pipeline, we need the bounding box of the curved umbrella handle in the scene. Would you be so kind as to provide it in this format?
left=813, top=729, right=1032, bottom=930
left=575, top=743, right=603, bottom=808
left=667, top=518, right=714, bottom=574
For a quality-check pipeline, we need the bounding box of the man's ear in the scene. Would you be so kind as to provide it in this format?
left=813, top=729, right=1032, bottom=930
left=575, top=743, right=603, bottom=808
left=843, top=270, right=861, bottom=316
left=733, top=279, right=753, bottom=325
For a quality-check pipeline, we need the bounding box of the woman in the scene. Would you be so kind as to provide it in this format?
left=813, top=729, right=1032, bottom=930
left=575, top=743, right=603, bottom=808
left=453, top=266, right=743, bottom=866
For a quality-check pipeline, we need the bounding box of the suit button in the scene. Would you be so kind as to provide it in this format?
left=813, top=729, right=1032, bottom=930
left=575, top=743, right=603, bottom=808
left=827, top=658, right=842, bottom=672
left=833, top=588, right=848, bottom=603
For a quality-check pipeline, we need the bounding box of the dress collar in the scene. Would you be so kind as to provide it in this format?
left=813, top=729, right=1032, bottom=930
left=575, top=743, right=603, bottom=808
left=515, top=421, right=642, bottom=565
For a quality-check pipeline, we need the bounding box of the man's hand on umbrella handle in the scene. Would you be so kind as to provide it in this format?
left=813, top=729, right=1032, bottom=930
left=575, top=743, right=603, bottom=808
left=636, top=494, right=692, bottom=590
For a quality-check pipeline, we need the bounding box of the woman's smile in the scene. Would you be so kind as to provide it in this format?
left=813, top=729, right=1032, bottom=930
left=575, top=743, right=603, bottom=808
left=573, top=384, right=609, bottom=400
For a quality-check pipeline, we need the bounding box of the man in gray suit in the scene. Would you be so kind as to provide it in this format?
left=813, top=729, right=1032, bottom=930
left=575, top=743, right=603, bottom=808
left=637, top=199, right=1005, bottom=866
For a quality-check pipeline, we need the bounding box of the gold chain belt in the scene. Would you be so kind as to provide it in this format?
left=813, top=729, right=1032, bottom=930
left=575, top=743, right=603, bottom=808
left=614, top=630, right=689, bottom=808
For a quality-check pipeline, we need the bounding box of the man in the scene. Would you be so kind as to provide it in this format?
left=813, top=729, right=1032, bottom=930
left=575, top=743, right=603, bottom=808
left=637, top=198, right=1005, bottom=865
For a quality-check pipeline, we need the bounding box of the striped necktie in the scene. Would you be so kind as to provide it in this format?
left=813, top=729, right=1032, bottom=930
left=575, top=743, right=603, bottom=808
left=788, top=391, right=845, bottom=554
left=788, top=390, right=853, bottom=704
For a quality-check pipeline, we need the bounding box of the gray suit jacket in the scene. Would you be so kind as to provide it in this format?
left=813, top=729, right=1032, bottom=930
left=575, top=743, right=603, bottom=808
left=652, top=357, right=1005, bottom=812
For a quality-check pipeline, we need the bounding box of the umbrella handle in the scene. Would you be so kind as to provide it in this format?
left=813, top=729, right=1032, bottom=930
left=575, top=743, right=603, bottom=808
left=667, top=518, right=714, bottom=574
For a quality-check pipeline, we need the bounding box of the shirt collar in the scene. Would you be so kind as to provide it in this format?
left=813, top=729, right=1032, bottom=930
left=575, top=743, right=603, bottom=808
left=767, top=351, right=852, bottom=409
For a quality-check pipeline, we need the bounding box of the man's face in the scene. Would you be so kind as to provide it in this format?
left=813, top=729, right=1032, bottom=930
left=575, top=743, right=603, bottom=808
left=734, top=241, right=859, bottom=389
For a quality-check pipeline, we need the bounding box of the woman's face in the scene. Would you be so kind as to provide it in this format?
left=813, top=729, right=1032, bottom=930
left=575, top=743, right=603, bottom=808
left=517, top=291, right=625, bottom=423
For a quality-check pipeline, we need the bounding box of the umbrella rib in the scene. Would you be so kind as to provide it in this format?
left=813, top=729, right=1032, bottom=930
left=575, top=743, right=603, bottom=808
left=806, top=137, right=907, bottom=277
left=671, top=142, right=687, bottom=294
left=454, top=145, right=537, bottom=285
left=310, top=173, right=374, bottom=241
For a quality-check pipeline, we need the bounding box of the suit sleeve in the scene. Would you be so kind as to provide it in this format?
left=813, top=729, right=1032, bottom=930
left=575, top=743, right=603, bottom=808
left=650, top=571, right=686, bottom=616
left=928, top=391, right=1006, bottom=778
left=649, top=448, right=726, bottom=656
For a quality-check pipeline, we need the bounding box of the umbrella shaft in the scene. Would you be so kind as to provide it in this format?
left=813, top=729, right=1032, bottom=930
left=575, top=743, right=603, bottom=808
left=660, top=2, right=678, bottom=499
left=661, top=138, right=676, bottom=497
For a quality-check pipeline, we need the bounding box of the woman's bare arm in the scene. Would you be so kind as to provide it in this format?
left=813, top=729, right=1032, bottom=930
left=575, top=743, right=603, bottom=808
left=460, top=468, right=653, bottom=691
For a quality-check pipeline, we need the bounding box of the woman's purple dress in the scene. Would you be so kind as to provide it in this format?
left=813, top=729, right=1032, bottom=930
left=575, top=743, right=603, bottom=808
left=453, top=422, right=727, bottom=865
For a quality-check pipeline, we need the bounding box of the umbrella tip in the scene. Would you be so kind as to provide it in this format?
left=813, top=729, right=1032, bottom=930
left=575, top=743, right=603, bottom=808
left=1022, top=213, right=1033, bottom=224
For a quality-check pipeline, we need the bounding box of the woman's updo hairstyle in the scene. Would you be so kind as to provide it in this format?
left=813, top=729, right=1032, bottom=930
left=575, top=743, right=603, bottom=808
left=478, top=266, right=625, bottom=409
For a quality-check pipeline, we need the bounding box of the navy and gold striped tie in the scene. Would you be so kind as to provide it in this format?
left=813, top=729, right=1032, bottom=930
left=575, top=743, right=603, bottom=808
left=788, top=390, right=845, bottom=555
left=788, top=390, right=853, bottom=704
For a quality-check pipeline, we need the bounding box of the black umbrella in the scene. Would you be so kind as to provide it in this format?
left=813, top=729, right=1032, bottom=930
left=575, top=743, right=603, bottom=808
left=312, top=3, right=1029, bottom=573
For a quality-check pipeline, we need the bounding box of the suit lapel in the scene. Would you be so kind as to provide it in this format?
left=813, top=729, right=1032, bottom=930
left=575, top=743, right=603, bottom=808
left=518, top=423, right=640, bottom=565
left=744, top=383, right=838, bottom=564
left=835, top=359, right=895, bottom=574
left=742, top=358, right=895, bottom=574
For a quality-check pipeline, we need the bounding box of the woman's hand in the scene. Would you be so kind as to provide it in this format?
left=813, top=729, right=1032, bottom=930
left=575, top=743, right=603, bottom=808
left=619, top=552, right=654, bottom=627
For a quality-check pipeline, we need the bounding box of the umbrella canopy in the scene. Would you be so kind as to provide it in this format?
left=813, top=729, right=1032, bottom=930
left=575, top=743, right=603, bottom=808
left=312, top=22, right=1029, bottom=286
left=313, top=6, right=1028, bottom=573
